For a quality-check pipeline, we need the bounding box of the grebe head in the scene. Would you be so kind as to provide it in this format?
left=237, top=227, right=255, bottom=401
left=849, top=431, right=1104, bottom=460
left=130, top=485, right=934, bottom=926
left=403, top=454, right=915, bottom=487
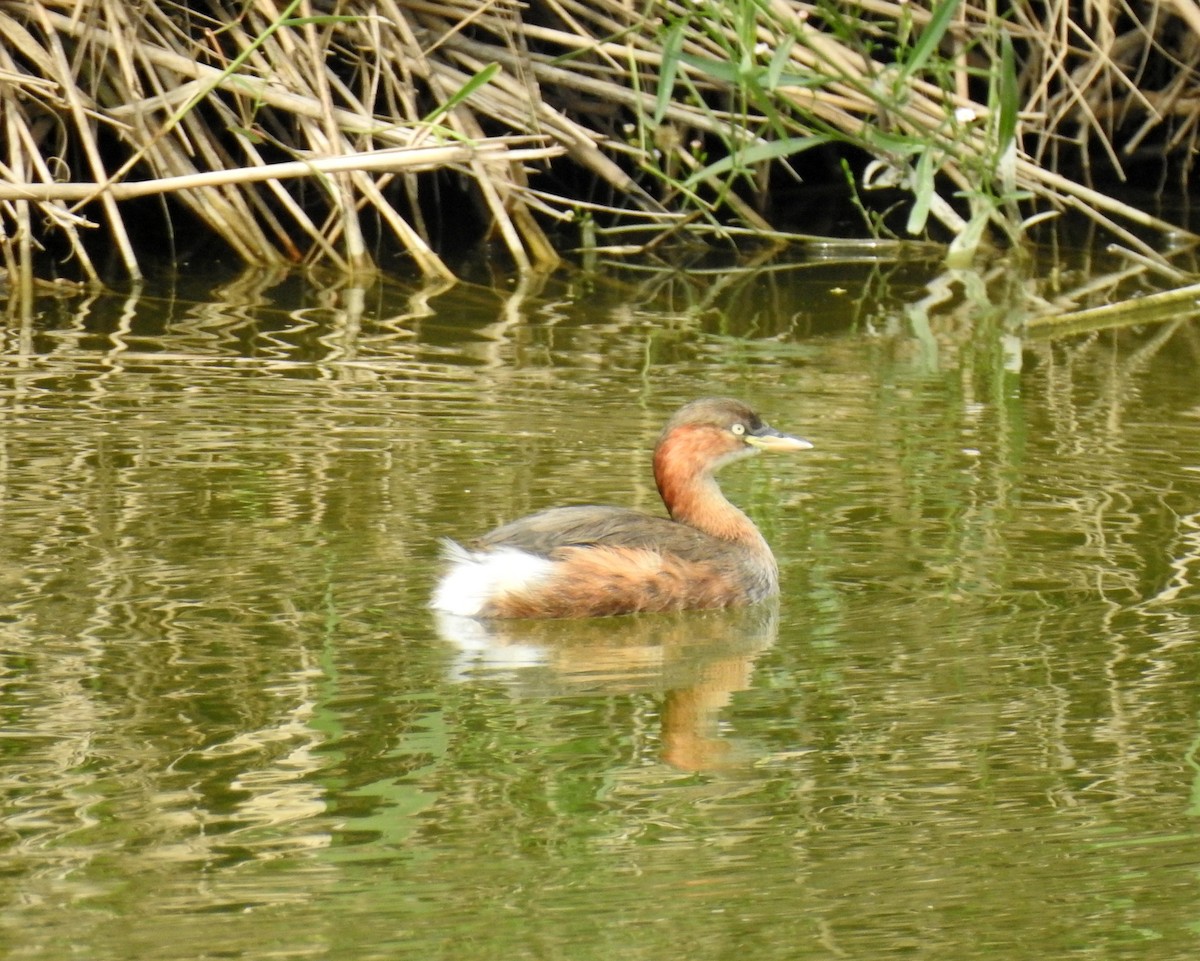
left=656, top=397, right=811, bottom=468
left=653, top=398, right=811, bottom=516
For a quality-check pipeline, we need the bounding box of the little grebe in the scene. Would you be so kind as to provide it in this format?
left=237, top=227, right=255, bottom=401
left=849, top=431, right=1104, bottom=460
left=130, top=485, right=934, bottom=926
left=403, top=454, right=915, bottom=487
left=431, top=397, right=812, bottom=619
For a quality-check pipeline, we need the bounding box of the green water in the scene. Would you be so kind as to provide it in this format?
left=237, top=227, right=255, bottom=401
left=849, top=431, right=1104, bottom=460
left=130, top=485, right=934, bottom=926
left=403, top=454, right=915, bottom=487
left=2, top=259, right=1199, bottom=960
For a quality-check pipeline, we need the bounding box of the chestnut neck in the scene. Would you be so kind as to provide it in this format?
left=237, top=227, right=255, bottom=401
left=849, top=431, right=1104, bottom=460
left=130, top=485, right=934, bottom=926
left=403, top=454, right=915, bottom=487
left=653, top=427, right=768, bottom=550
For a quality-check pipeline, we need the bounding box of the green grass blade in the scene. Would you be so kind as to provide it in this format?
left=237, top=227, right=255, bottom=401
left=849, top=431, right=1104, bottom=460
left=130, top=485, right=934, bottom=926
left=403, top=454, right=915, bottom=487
left=421, top=63, right=502, bottom=126
left=765, top=37, right=797, bottom=91
left=901, top=0, right=962, bottom=79
left=655, top=21, right=686, bottom=125
left=996, top=28, right=1019, bottom=150
left=906, top=149, right=935, bottom=234
left=280, top=16, right=361, bottom=26
left=678, top=52, right=740, bottom=86
left=682, top=134, right=832, bottom=187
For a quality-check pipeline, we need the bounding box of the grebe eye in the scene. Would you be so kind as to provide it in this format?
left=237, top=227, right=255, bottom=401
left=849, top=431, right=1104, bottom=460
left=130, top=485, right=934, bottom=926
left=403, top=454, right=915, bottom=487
left=731, top=423, right=746, bottom=436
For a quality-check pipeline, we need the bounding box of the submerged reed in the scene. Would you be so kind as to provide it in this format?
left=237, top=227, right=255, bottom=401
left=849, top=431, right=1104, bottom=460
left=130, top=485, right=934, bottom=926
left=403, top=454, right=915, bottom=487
left=0, top=0, right=1197, bottom=288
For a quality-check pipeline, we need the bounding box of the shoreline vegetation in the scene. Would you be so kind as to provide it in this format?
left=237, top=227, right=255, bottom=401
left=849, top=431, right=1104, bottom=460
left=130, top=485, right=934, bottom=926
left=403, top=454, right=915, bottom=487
left=2, top=0, right=1200, bottom=324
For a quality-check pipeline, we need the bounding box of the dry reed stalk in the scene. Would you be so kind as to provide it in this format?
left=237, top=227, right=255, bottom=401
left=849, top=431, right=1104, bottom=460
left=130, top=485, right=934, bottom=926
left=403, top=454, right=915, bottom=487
left=1028, top=287, right=1200, bottom=338
left=0, top=142, right=559, bottom=201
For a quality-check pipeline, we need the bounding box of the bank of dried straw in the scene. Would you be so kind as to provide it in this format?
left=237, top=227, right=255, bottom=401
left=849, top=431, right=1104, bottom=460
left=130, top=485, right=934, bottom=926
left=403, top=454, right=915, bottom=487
left=1, top=0, right=1197, bottom=286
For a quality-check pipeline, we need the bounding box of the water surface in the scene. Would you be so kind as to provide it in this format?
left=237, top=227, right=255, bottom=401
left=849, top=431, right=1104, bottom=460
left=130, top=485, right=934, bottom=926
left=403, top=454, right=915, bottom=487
left=2, top=257, right=1199, bottom=959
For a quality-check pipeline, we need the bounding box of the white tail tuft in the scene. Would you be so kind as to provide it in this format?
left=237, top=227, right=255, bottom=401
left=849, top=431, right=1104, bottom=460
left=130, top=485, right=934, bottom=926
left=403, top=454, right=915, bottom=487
left=430, top=540, right=554, bottom=618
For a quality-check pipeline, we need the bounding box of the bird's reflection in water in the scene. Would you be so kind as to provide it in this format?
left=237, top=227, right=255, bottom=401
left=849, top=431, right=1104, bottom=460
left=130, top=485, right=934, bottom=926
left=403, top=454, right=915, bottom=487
left=434, top=603, right=778, bottom=771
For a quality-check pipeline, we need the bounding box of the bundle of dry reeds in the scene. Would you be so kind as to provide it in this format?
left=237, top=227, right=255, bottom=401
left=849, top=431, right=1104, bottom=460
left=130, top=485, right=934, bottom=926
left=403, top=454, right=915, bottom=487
left=0, top=0, right=1196, bottom=292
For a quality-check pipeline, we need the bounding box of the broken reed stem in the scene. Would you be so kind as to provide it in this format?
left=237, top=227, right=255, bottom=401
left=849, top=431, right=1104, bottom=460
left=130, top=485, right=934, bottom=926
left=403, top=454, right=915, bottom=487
left=1026, top=283, right=1200, bottom=338
left=0, top=143, right=562, bottom=202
